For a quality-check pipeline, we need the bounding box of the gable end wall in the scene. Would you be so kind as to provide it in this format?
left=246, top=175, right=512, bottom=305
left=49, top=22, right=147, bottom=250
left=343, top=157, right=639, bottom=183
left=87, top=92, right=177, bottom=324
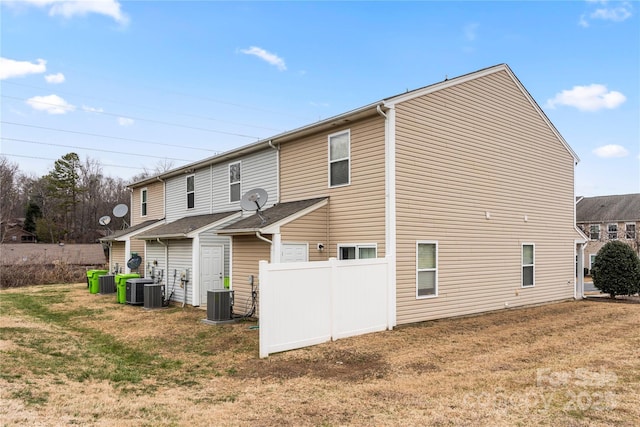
left=394, top=70, right=577, bottom=324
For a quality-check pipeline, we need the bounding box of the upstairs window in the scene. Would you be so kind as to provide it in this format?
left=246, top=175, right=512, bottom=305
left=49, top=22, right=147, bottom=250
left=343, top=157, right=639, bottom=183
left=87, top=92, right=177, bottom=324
left=625, top=223, right=636, bottom=240
left=608, top=224, right=618, bottom=240
left=522, top=244, right=535, bottom=287
left=417, top=241, right=438, bottom=297
left=186, top=175, right=195, bottom=209
left=329, top=130, right=350, bottom=187
left=229, top=162, right=241, bottom=202
left=338, top=244, right=377, bottom=260
left=141, top=188, right=147, bottom=217
left=589, top=224, right=600, bottom=241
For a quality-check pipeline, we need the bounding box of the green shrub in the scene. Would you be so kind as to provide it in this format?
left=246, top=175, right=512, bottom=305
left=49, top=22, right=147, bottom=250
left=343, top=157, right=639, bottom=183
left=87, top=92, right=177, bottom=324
left=592, top=241, right=640, bottom=298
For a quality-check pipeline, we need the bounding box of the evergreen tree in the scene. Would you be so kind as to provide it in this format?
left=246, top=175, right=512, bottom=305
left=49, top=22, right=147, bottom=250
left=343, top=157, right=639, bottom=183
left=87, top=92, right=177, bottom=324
left=24, top=201, right=42, bottom=233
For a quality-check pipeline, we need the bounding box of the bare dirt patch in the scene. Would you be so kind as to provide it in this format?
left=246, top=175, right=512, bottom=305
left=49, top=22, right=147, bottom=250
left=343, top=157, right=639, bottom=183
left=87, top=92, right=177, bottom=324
left=1, top=283, right=639, bottom=426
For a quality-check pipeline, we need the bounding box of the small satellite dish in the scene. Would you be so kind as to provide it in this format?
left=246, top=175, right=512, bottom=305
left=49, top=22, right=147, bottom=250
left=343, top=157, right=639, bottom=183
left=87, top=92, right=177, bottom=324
left=240, top=188, right=268, bottom=211
left=99, top=215, right=112, bottom=226
left=127, top=254, right=142, bottom=270
left=113, top=204, right=129, bottom=218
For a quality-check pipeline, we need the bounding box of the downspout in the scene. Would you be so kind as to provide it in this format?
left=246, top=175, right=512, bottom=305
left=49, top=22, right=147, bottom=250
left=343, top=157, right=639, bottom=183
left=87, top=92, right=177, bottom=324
left=255, top=231, right=272, bottom=245
left=378, top=102, right=397, bottom=329
left=268, top=140, right=280, bottom=204
left=156, top=176, right=165, bottom=220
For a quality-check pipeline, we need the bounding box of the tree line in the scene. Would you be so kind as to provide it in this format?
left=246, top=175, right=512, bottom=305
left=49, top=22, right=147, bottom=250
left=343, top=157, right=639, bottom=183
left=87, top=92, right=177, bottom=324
left=1, top=153, right=161, bottom=244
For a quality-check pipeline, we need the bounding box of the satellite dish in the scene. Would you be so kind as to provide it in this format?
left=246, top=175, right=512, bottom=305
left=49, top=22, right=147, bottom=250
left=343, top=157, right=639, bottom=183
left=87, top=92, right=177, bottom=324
left=240, top=188, right=268, bottom=211
left=99, top=215, right=112, bottom=226
left=127, top=254, right=142, bottom=270
left=113, top=204, right=129, bottom=218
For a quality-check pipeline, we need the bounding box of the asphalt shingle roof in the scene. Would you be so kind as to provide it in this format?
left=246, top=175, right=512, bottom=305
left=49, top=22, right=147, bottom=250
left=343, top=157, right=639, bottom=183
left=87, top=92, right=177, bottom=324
left=576, top=194, right=640, bottom=223
left=137, top=212, right=239, bottom=239
left=220, top=198, right=328, bottom=232
left=100, top=219, right=164, bottom=241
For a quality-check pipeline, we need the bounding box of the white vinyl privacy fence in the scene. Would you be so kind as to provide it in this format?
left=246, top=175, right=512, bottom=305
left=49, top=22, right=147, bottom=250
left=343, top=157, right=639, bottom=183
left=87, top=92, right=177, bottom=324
left=258, top=257, right=394, bottom=358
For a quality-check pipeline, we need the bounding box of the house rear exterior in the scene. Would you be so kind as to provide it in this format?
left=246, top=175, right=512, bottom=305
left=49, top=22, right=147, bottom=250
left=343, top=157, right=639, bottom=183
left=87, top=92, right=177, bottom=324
left=133, top=145, right=278, bottom=307
left=221, top=64, right=586, bottom=325
left=100, top=179, right=165, bottom=275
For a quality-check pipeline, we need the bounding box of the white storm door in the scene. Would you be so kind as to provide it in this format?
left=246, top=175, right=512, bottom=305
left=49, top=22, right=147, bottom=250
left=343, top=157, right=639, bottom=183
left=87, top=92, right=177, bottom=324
left=281, top=243, right=308, bottom=263
left=200, top=245, right=224, bottom=304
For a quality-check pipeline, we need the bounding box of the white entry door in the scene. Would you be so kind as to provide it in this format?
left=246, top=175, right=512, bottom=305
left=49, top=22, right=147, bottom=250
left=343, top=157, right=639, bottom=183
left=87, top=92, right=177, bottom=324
left=200, top=245, right=224, bottom=304
left=281, top=243, right=308, bottom=263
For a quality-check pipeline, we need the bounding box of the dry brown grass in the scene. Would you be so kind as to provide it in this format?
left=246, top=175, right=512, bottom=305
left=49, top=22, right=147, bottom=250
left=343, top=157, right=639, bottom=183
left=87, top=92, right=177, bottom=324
left=1, top=283, right=639, bottom=426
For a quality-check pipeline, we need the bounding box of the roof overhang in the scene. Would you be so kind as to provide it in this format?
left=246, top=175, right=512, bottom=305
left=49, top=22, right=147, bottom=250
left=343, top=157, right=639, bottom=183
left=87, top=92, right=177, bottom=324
left=99, top=219, right=165, bottom=242
left=218, top=198, right=329, bottom=236
left=137, top=212, right=242, bottom=240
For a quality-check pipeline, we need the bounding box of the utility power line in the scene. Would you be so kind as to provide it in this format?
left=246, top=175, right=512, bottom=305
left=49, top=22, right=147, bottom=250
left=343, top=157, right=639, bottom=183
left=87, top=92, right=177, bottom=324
left=1, top=137, right=195, bottom=162
left=2, top=153, right=146, bottom=171
left=2, top=121, right=219, bottom=153
left=1, top=94, right=264, bottom=140
left=2, top=80, right=290, bottom=132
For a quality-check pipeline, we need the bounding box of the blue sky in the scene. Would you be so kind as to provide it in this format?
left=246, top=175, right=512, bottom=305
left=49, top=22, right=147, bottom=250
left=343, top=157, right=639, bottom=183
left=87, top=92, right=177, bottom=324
left=1, top=0, right=638, bottom=196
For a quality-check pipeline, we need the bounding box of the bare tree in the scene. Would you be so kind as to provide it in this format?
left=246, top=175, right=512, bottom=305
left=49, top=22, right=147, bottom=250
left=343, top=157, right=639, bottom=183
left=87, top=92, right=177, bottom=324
left=0, top=156, right=20, bottom=242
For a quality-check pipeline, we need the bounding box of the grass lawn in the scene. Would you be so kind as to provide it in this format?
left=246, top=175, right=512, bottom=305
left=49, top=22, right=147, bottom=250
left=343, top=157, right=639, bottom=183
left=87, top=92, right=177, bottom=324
left=1, top=282, right=639, bottom=426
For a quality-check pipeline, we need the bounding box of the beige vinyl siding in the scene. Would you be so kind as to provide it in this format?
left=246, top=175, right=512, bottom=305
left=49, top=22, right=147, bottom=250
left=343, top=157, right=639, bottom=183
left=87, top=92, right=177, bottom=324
left=131, top=181, right=164, bottom=225
left=110, top=242, right=126, bottom=274
left=280, top=204, right=329, bottom=262
left=280, top=116, right=386, bottom=258
left=230, top=235, right=271, bottom=317
left=394, top=70, right=577, bottom=325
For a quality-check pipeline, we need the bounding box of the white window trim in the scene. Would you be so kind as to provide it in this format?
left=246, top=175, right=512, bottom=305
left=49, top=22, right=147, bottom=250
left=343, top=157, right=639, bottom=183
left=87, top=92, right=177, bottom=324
left=186, top=174, right=195, bottom=209
left=229, top=161, right=241, bottom=203
left=328, top=129, right=351, bottom=188
left=589, top=224, right=600, bottom=241
left=522, top=243, right=535, bottom=288
left=416, top=240, right=438, bottom=299
left=140, top=188, right=148, bottom=217
left=337, top=243, right=377, bottom=260
left=589, top=254, right=597, bottom=270
left=607, top=223, right=618, bottom=240
left=625, top=222, right=636, bottom=240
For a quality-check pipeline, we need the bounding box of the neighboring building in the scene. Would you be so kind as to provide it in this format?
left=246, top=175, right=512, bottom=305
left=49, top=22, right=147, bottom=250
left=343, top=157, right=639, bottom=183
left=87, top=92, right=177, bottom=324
left=100, top=179, right=165, bottom=275
left=220, top=63, right=586, bottom=325
left=133, top=145, right=278, bottom=307
left=0, top=243, right=106, bottom=266
left=0, top=219, right=36, bottom=243
left=576, top=193, right=640, bottom=274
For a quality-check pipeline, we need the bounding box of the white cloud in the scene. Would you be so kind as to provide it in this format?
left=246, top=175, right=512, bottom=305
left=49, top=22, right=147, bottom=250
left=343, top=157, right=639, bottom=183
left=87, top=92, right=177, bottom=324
left=44, top=72, right=65, bottom=84
left=26, top=94, right=75, bottom=114
left=464, top=23, right=479, bottom=41
left=546, top=84, right=626, bottom=112
left=240, top=46, right=287, bottom=71
left=8, top=0, right=129, bottom=25
left=118, top=117, right=134, bottom=126
left=0, top=57, right=46, bottom=80
left=580, top=1, right=633, bottom=27
left=82, top=105, right=104, bottom=113
left=593, top=144, right=629, bottom=158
